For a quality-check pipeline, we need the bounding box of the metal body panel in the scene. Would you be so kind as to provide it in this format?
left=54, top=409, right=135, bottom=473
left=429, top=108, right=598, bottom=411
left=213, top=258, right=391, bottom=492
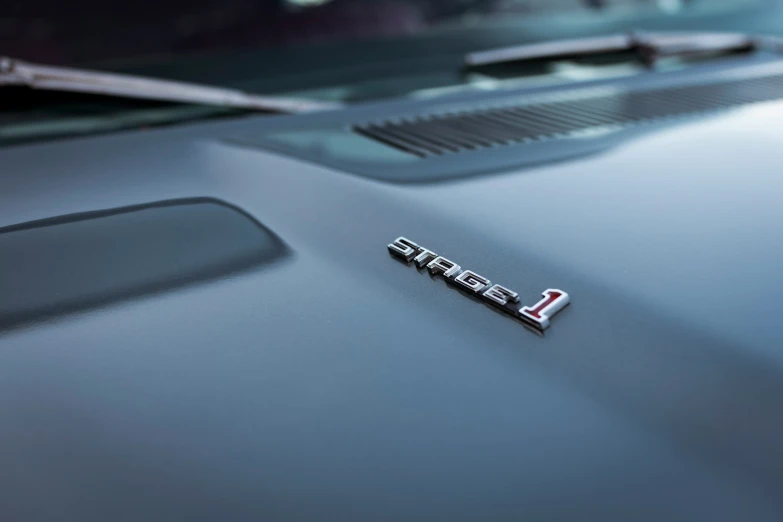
left=2, top=60, right=783, bottom=520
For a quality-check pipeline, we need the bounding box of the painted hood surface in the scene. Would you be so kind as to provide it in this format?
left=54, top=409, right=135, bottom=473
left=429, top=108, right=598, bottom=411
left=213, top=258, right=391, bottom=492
left=2, top=81, right=783, bottom=521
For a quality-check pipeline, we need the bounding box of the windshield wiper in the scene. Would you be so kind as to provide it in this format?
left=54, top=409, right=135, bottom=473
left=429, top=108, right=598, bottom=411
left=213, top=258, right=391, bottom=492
left=464, top=31, right=759, bottom=69
left=0, top=56, right=342, bottom=114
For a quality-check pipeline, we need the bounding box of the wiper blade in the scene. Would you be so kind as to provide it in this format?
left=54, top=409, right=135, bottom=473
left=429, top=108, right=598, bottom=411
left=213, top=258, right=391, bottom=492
left=634, top=31, right=757, bottom=61
left=0, top=56, right=342, bottom=114
left=464, top=31, right=758, bottom=69
left=465, top=34, right=632, bottom=68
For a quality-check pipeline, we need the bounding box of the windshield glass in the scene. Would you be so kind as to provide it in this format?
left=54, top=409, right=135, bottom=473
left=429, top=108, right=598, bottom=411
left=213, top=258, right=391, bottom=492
left=1, top=0, right=779, bottom=145
left=3, top=0, right=769, bottom=68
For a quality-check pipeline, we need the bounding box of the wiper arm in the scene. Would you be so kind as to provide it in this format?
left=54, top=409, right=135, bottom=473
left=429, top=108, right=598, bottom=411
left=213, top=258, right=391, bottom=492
left=0, top=56, right=342, bottom=114
left=464, top=31, right=758, bottom=69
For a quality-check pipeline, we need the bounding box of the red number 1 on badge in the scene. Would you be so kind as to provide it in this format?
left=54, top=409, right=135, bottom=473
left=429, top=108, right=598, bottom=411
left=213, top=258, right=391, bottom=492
left=519, top=289, right=570, bottom=331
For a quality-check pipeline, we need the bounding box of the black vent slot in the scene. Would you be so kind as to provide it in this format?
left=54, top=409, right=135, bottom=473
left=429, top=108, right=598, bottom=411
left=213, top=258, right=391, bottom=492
left=353, top=74, right=783, bottom=157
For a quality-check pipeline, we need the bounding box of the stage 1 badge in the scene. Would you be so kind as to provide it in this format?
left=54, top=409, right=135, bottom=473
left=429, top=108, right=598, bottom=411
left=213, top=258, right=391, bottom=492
left=388, top=237, right=570, bottom=333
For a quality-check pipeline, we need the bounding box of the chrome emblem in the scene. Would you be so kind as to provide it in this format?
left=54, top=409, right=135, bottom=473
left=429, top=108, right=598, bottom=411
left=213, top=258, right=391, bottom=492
left=388, top=237, right=570, bottom=333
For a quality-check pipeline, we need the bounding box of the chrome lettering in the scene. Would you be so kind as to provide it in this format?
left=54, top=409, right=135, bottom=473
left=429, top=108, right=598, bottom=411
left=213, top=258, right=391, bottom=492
left=389, top=238, right=570, bottom=333
left=387, top=237, right=420, bottom=263
left=427, top=256, right=461, bottom=278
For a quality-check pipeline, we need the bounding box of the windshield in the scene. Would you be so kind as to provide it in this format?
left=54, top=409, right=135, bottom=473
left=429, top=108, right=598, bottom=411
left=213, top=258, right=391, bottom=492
left=3, top=1, right=769, bottom=68
left=1, top=0, right=779, bottom=145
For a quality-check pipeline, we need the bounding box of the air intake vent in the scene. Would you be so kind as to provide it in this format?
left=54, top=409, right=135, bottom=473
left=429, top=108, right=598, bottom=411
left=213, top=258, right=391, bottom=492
left=353, top=74, right=783, bottom=157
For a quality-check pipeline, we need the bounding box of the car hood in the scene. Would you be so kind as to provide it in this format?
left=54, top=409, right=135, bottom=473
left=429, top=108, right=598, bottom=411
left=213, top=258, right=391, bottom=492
left=1, top=94, right=783, bottom=520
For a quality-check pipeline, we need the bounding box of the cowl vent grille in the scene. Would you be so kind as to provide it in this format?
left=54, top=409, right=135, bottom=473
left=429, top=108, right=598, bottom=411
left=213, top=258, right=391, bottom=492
left=352, top=74, right=783, bottom=157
